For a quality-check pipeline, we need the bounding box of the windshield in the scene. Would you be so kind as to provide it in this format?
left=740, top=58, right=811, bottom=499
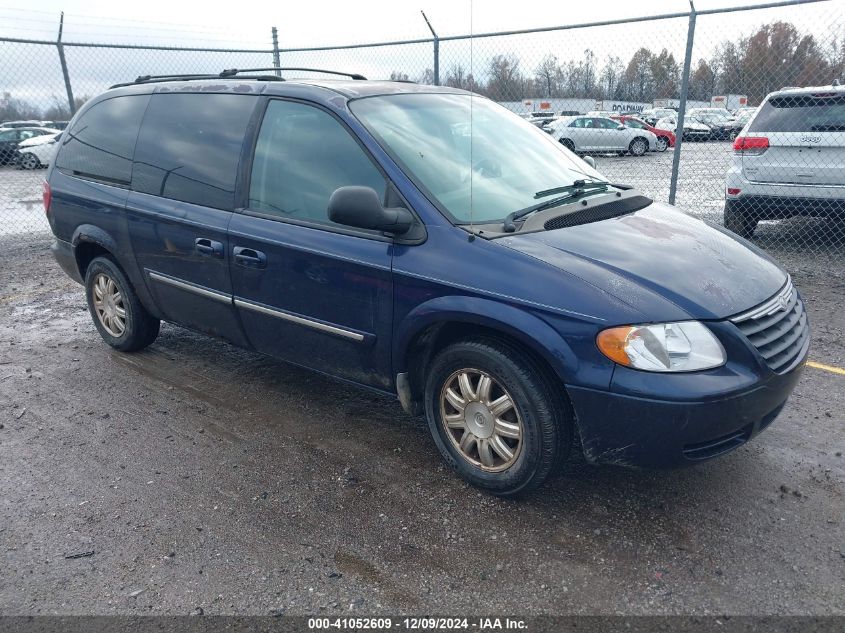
left=350, top=93, right=604, bottom=224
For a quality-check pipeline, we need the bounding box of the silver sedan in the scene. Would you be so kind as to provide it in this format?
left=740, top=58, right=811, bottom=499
left=547, top=116, right=657, bottom=156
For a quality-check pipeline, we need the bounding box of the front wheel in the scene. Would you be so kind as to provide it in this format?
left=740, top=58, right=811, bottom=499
left=628, top=137, right=648, bottom=156
left=655, top=136, right=669, bottom=152
left=424, top=339, right=570, bottom=497
left=85, top=256, right=160, bottom=352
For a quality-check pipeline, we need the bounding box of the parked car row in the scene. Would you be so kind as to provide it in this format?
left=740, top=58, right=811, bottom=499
left=0, top=119, right=68, bottom=130
left=0, top=126, right=62, bottom=167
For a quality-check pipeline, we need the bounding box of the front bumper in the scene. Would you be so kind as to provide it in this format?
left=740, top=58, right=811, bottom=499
left=567, top=321, right=808, bottom=468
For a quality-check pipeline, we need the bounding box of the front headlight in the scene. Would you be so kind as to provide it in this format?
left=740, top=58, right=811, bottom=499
left=596, top=321, right=726, bottom=372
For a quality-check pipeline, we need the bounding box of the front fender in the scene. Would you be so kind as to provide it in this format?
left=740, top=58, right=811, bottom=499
left=394, top=295, right=582, bottom=387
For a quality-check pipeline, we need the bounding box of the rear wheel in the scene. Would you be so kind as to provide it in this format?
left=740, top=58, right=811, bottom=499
left=560, top=138, right=576, bottom=152
left=655, top=136, right=669, bottom=152
left=724, top=200, right=758, bottom=239
left=628, top=137, right=648, bottom=156
left=85, top=256, right=160, bottom=352
left=424, top=338, right=571, bottom=497
left=19, top=153, right=40, bottom=170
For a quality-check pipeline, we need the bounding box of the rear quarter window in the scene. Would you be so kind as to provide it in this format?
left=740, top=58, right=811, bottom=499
left=55, top=94, right=151, bottom=186
left=131, top=93, right=257, bottom=210
left=749, top=93, right=845, bottom=132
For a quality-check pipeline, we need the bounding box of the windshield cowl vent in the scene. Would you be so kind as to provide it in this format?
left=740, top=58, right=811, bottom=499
left=543, top=196, right=653, bottom=231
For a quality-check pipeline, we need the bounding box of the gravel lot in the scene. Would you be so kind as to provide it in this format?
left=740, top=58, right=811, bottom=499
left=0, top=230, right=843, bottom=616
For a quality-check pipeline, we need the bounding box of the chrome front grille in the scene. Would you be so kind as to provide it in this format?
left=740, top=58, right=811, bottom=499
left=730, top=277, right=809, bottom=374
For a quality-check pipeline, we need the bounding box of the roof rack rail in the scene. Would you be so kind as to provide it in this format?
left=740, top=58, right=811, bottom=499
left=109, top=67, right=367, bottom=90
left=109, top=73, right=284, bottom=89
left=219, top=67, right=367, bottom=80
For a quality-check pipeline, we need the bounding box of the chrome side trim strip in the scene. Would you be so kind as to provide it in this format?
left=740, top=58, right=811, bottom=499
left=730, top=276, right=793, bottom=323
left=233, top=298, right=365, bottom=342
left=147, top=270, right=232, bottom=304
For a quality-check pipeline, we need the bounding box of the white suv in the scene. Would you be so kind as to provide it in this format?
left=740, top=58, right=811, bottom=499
left=724, top=83, right=845, bottom=238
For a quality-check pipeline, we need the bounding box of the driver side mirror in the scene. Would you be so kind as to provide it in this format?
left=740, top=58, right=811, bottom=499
left=582, top=156, right=596, bottom=169
left=617, top=124, right=625, bottom=130
left=328, top=186, right=414, bottom=235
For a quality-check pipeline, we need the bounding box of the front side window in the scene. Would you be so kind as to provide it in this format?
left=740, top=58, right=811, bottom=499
left=598, top=118, right=619, bottom=129
left=350, top=93, right=604, bottom=224
left=55, top=95, right=150, bottom=186
left=131, top=93, right=256, bottom=210
left=248, top=100, right=386, bottom=226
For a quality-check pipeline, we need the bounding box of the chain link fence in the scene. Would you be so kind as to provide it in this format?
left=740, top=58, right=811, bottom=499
left=1, top=0, right=843, bottom=259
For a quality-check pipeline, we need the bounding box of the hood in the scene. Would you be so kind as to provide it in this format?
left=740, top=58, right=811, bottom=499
left=499, top=202, right=786, bottom=321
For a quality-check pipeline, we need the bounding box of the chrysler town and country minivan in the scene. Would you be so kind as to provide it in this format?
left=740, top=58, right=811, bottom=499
left=45, top=70, right=809, bottom=496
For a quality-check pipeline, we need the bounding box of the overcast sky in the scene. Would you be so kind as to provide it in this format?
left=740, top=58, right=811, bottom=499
left=2, top=0, right=838, bottom=48
left=1, top=0, right=840, bottom=106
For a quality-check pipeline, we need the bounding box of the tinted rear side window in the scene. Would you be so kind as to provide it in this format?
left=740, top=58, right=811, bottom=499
left=132, top=93, right=256, bottom=210
left=749, top=94, right=845, bottom=132
left=55, top=94, right=150, bottom=186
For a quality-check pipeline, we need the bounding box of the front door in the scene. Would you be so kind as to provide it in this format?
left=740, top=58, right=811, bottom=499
left=228, top=99, right=394, bottom=390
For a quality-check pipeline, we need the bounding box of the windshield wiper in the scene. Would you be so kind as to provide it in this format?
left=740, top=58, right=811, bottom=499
left=502, top=180, right=610, bottom=232
left=534, top=178, right=608, bottom=199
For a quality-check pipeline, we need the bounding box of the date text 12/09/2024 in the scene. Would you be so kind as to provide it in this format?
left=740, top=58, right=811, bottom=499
left=307, top=617, right=528, bottom=630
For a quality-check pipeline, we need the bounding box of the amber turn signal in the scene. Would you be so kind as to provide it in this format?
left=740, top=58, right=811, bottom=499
left=596, top=326, right=637, bottom=367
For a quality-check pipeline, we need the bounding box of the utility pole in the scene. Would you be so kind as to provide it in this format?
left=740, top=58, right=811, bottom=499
left=420, top=11, right=439, bottom=86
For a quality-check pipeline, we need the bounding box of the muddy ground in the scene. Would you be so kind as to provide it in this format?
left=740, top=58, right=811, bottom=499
left=0, top=233, right=843, bottom=616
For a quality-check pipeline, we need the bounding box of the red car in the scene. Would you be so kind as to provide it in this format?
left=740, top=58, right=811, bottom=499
left=612, top=116, right=675, bottom=152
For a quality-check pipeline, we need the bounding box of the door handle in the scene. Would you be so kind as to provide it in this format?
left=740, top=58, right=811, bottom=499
left=195, top=238, right=224, bottom=258
left=233, top=246, right=267, bottom=269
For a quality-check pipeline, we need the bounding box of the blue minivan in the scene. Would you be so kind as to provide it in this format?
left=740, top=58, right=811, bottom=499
left=45, top=70, right=809, bottom=496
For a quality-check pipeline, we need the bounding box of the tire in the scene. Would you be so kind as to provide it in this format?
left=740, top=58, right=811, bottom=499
left=655, top=136, right=669, bottom=152
left=424, top=338, right=571, bottom=497
left=84, top=256, right=160, bottom=352
left=628, top=137, right=648, bottom=156
left=560, top=138, right=576, bottom=152
left=724, top=200, right=758, bottom=239
left=19, top=153, right=40, bottom=170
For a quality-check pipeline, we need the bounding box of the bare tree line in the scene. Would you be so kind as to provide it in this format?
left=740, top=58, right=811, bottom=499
left=405, top=21, right=844, bottom=105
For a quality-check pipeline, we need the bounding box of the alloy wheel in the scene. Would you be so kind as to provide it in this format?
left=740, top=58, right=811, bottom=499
left=91, top=273, right=126, bottom=337
left=439, top=368, right=523, bottom=472
left=631, top=139, right=647, bottom=156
